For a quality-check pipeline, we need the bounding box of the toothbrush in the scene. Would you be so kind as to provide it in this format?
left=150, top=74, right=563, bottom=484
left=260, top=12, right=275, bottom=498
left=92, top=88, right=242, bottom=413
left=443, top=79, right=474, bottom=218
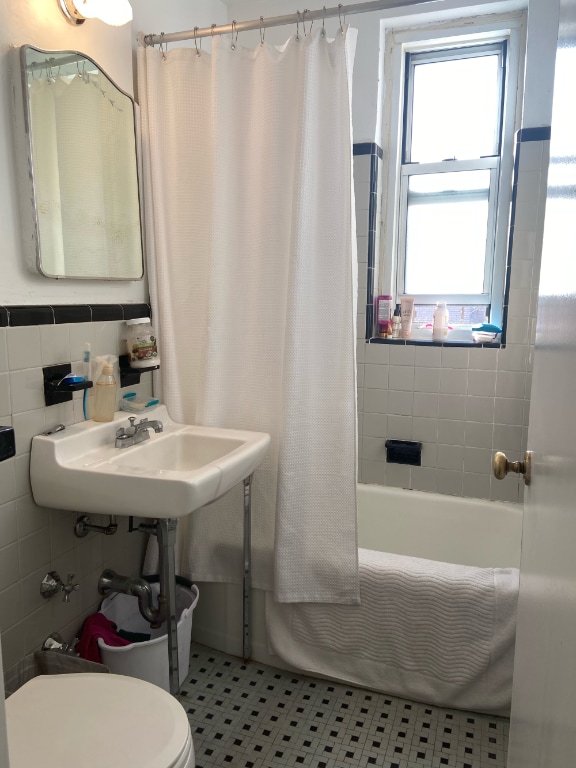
left=82, top=343, right=91, bottom=420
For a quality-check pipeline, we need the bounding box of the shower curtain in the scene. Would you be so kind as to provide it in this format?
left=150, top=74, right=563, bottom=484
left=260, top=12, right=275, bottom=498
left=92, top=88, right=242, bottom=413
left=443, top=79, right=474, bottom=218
left=138, top=27, right=359, bottom=604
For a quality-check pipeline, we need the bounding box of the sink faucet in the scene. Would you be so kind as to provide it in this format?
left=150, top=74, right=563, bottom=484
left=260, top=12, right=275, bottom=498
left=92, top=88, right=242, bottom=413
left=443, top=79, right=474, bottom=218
left=115, top=416, right=164, bottom=449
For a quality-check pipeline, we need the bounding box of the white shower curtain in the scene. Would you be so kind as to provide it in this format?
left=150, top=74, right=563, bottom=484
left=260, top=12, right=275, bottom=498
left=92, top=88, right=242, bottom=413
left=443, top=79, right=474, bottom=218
left=138, top=27, right=359, bottom=604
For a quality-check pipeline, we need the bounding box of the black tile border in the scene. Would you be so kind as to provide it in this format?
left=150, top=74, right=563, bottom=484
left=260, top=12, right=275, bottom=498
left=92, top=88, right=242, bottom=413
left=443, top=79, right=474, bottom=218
left=367, top=337, right=501, bottom=349
left=0, top=303, right=151, bottom=328
left=353, top=142, right=384, bottom=160
left=516, top=126, right=551, bottom=143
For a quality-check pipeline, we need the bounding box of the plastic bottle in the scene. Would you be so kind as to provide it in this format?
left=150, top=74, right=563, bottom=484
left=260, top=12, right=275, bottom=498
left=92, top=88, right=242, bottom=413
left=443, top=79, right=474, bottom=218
left=391, top=304, right=401, bottom=338
left=376, top=295, right=393, bottom=337
left=92, top=364, right=117, bottom=422
left=432, top=301, right=449, bottom=341
left=125, top=318, right=160, bottom=369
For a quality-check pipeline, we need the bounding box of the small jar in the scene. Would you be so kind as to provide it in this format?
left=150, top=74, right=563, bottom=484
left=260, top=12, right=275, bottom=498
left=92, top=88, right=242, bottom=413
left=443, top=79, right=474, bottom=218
left=125, top=318, right=160, bottom=369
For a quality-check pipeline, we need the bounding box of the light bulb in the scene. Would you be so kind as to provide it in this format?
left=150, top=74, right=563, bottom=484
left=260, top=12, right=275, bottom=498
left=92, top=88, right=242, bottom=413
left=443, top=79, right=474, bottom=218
left=62, top=0, right=133, bottom=26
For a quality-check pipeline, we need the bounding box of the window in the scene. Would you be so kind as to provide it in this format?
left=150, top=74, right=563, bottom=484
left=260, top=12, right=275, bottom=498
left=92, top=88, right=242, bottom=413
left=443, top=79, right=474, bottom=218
left=380, top=16, right=525, bottom=333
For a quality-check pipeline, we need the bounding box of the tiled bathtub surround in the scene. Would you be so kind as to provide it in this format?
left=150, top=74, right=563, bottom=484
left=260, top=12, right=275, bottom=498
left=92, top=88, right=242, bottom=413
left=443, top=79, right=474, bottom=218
left=354, top=132, right=550, bottom=502
left=0, top=308, right=154, bottom=679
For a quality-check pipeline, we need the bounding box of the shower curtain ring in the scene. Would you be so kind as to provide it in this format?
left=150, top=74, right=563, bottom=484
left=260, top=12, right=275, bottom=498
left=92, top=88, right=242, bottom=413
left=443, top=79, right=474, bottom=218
left=296, top=10, right=301, bottom=41
left=338, top=4, right=345, bottom=34
left=194, top=27, right=201, bottom=57
left=321, top=6, right=326, bottom=37
left=302, top=9, right=308, bottom=36
left=231, top=20, right=238, bottom=50
left=160, top=32, right=167, bottom=60
left=259, top=16, right=265, bottom=46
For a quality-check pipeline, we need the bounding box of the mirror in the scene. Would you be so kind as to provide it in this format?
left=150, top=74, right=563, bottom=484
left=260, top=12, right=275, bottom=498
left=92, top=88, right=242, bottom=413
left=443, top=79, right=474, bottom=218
left=19, top=46, right=144, bottom=280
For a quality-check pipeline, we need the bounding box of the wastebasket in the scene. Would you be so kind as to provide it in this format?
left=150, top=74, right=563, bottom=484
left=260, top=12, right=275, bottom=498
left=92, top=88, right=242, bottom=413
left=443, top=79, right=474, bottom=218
left=98, top=577, right=199, bottom=692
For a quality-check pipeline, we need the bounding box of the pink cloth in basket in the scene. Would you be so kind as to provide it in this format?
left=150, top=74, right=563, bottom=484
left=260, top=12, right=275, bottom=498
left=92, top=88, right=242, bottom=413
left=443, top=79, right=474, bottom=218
left=77, top=613, right=131, bottom=663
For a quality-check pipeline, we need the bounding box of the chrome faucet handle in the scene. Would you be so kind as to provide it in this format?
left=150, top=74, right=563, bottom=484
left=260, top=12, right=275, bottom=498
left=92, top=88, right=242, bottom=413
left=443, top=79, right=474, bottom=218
left=62, top=574, right=80, bottom=603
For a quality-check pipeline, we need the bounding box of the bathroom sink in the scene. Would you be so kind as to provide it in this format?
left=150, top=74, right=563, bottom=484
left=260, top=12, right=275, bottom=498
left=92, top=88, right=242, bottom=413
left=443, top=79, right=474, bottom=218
left=30, top=405, right=270, bottom=519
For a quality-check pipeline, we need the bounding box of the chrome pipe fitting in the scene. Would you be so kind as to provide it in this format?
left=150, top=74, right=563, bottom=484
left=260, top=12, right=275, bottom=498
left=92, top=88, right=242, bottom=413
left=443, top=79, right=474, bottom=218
left=98, top=569, right=167, bottom=628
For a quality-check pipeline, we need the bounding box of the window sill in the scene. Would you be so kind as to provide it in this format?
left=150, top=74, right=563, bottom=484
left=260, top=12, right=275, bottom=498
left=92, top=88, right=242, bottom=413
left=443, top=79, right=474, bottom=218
left=367, top=336, right=502, bottom=348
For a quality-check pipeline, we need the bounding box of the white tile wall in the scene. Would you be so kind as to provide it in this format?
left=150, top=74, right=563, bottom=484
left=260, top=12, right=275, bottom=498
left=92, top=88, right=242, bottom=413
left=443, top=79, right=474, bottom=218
left=0, top=320, right=153, bottom=678
left=354, top=140, right=549, bottom=503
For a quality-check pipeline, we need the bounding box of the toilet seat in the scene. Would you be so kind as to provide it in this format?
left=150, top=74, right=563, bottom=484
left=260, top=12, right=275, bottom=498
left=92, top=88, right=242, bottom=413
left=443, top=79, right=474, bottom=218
left=5, top=673, right=194, bottom=768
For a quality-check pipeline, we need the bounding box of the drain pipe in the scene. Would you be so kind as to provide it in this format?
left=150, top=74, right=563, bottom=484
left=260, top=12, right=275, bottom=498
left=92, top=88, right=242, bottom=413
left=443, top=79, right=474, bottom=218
left=98, top=569, right=167, bottom=628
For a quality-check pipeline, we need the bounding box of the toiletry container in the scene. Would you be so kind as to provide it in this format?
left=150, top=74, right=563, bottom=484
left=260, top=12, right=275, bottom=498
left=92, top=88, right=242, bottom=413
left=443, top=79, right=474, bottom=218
left=376, top=295, right=393, bottom=337
left=6, top=673, right=194, bottom=768
left=391, top=304, right=401, bottom=338
left=432, top=301, right=449, bottom=341
left=125, top=317, right=160, bottom=369
left=92, top=364, right=117, bottom=422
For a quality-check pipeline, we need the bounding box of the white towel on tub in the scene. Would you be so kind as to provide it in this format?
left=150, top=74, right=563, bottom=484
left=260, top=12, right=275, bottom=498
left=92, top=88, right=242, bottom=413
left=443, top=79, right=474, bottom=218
left=266, top=548, right=519, bottom=716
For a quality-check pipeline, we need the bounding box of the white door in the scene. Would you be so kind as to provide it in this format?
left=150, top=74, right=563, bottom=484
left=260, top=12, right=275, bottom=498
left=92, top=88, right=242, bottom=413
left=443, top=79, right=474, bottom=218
left=507, top=0, right=576, bottom=764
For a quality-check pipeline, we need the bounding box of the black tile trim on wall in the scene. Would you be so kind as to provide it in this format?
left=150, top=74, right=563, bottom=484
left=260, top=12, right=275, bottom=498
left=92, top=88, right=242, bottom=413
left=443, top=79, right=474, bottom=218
left=516, top=126, right=552, bottom=143
left=353, top=142, right=384, bottom=159
left=0, top=303, right=150, bottom=328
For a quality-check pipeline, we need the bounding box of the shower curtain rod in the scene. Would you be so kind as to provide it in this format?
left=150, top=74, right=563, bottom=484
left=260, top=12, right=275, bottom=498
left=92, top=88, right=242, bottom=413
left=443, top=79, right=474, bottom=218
left=143, top=0, right=445, bottom=46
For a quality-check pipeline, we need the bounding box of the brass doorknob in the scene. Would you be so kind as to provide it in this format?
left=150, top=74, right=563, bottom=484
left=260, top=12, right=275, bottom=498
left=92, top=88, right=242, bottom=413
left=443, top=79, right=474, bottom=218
left=492, top=451, right=532, bottom=485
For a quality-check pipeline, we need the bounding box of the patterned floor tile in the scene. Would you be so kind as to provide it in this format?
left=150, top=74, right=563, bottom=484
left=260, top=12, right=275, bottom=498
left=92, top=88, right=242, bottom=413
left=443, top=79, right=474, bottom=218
left=180, top=644, right=508, bottom=768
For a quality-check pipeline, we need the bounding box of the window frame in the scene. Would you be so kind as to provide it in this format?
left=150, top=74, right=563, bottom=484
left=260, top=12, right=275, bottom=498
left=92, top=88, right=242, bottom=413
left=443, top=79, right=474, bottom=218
left=379, top=14, right=526, bottom=330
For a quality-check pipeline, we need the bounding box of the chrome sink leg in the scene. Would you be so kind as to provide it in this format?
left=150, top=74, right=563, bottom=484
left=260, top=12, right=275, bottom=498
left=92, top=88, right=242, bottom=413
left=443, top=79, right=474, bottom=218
left=157, top=518, right=179, bottom=696
left=243, top=474, right=253, bottom=662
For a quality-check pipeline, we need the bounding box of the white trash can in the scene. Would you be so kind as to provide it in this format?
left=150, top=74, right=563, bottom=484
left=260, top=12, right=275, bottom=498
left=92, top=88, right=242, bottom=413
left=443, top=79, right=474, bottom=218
left=98, top=579, right=199, bottom=692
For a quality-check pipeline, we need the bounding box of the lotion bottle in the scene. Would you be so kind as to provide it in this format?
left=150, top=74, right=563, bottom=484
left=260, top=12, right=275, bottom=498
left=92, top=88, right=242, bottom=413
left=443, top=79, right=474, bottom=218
left=432, top=301, right=449, bottom=341
left=92, top=364, right=117, bottom=422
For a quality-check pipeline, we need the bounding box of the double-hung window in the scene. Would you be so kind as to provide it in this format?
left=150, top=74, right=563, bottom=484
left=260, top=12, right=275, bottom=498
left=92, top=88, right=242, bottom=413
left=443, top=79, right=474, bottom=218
left=380, top=16, right=524, bottom=332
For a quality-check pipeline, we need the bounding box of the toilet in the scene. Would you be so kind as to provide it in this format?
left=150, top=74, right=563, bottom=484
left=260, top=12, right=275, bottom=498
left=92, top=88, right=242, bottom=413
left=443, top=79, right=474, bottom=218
left=5, top=673, right=194, bottom=768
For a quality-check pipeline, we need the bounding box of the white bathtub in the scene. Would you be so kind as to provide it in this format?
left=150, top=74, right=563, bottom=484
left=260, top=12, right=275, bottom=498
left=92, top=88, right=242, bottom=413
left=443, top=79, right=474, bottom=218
left=191, top=484, right=522, bottom=711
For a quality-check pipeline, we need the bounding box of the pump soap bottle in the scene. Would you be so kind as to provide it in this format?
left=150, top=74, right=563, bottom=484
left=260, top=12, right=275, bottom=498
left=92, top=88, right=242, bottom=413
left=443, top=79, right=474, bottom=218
left=432, top=301, right=449, bottom=341
left=92, top=364, right=117, bottom=422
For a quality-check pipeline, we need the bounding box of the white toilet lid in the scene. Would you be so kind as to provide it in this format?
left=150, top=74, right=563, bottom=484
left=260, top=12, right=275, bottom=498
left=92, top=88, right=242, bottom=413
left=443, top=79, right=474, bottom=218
left=6, top=673, right=192, bottom=768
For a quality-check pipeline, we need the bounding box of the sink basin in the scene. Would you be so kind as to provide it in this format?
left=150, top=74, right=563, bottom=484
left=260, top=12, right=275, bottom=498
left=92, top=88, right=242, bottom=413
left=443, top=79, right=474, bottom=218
left=30, top=406, right=270, bottom=519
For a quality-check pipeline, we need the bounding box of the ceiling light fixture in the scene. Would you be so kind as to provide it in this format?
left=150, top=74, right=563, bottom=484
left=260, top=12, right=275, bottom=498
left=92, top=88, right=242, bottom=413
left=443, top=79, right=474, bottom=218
left=58, top=0, right=133, bottom=27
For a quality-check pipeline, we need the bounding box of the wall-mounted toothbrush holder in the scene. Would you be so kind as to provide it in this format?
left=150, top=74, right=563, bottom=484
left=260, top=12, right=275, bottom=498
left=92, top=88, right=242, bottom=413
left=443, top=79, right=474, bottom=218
left=43, top=363, right=93, bottom=407
left=118, top=353, right=160, bottom=388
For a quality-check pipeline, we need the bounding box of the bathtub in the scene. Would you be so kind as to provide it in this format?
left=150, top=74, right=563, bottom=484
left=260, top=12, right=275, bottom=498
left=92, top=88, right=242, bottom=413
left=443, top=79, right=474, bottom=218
left=191, top=484, right=522, bottom=714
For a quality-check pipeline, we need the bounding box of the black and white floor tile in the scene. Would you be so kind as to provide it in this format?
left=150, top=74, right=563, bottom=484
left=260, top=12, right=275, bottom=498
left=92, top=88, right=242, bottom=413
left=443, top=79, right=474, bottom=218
left=179, top=643, right=509, bottom=768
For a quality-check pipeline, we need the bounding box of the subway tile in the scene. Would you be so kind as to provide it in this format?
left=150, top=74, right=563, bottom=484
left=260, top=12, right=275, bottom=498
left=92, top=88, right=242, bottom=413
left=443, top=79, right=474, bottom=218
left=508, top=289, right=532, bottom=318
left=467, top=369, right=496, bottom=398
left=388, top=365, right=414, bottom=391
left=493, top=424, right=523, bottom=452
left=413, top=392, right=439, bottom=418
left=0, top=501, right=18, bottom=548
left=362, top=412, right=387, bottom=438
left=0, top=583, right=23, bottom=630
left=364, top=364, right=389, bottom=389
left=0, top=330, right=7, bottom=372
left=357, top=312, right=367, bottom=339
left=356, top=339, right=366, bottom=364
left=435, top=469, right=463, bottom=497
left=362, top=436, right=388, bottom=462
left=517, top=140, right=543, bottom=172
left=498, top=345, right=529, bottom=372
left=0, top=459, right=16, bottom=506
left=14, top=454, right=32, bottom=498
left=438, top=394, right=467, bottom=421
left=414, top=367, right=441, bottom=393
left=409, top=466, right=438, bottom=493
left=510, top=259, right=534, bottom=291
left=490, top=475, right=521, bottom=503
left=414, top=346, right=442, bottom=368
left=421, top=442, right=438, bottom=468
left=91, top=321, right=122, bottom=358
left=8, top=306, right=53, bottom=327
left=467, top=347, right=499, bottom=371
left=494, top=397, right=525, bottom=426
left=437, top=444, right=464, bottom=471
left=1, top=623, right=25, bottom=672
left=20, top=566, right=50, bottom=618
left=389, top=345, right=415, bottom=366
left=357, top=364, right=365, bottom=389
left=365, top=342, right=389, bottom=365
left=360, top=460, right=387, bottom=486
left=464, top=421, right=494, bottom=449
left=353, top=154, right=372, bottom=180
left=440, top=368, right=468, bottom=396
left=52, top=305, right=92, bottom=324
left=462, top=472, right=491, bottom=500
left=22, top=603, right=54, bottom=655
left=387, top=390, right=413, bottom=416
left=11, top=409, right=46, bottom=456
left=463, top=447, right=492, bottom=474
left=505, top=317, right=530, bottom=345
left=412, top=417, right=438, bottom=444
left=385, top=463, right=411, bottom=490
left=9, top=368, right=45, bottom=413
left=356, top=236, right=369, bottom=264
left=496, top=370, right=527, bottom=399
left=513, top=171, right=541, bottom=229
left=387, top=414, right=413, bottom=439
left=511, top=228, right=537, bottom=263
left=0, top=543, right=20, bottom=591
left=437, top=420, right=466, bottom=446
left=40, top=324, right=71, bottom=366
left=19, top=529, right=51, bottom=578
left=466, top=396, right=496, bottom=423
left=7, top=326, right=42, bottom=370
left=0, top=373, right=10, bottom=417
left=16, top=495, right=49, bottom=539
left=69, top=323, right=96, bottom=362
left=441, top=347, right=469, bottom=369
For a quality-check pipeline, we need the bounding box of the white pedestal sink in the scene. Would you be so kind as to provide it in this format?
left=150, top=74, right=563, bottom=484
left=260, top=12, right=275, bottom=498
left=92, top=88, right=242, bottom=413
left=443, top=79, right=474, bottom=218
left=30, top=406, right=270, bottom=694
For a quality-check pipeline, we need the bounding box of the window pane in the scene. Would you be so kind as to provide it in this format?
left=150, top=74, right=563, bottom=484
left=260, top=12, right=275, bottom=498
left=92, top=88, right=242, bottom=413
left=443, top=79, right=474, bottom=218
left=410, top=53, right=501, bottom=162
left=404, top=170, right=490, bottom=295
